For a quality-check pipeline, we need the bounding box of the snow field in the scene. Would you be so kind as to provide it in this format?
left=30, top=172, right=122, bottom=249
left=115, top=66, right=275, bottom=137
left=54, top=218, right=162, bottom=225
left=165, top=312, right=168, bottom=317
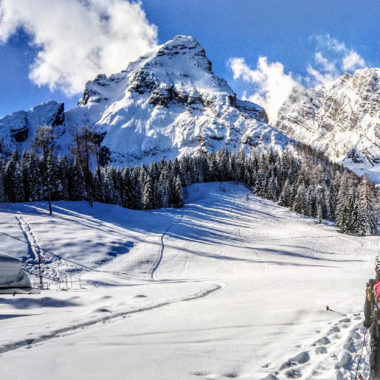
left=0, top=182, right=378, bottom=379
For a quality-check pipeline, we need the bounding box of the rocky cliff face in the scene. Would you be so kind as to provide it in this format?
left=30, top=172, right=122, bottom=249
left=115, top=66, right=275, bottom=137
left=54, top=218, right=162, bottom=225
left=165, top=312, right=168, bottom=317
left=0, top=101, right=64, bottom=155
left=0, top=35, right=289, bottom=164
left=276, top=68, right=380, bottom=181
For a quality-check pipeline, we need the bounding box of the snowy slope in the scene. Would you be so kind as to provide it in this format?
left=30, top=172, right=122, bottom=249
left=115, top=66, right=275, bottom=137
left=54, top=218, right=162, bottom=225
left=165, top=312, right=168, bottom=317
left=0, top=36, right=290, bottom=164
left=0, top=183, right=377, bottom=379
left=276, top=68, right=380, bottom=182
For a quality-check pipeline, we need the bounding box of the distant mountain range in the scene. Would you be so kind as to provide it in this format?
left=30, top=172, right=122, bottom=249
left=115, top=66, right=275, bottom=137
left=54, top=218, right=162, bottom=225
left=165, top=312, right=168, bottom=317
left=276, top=67, right=380, bottom=183
left=0, top=35, right=379, bottom=182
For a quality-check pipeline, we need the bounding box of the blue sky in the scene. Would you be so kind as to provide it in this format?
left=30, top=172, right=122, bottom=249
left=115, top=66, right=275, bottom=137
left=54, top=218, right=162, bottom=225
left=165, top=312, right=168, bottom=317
left=0, top=0, right=379, bottom=117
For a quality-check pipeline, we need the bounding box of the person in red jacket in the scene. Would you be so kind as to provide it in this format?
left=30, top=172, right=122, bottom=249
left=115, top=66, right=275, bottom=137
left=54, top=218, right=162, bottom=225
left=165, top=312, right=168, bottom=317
left=364, top=255, right=380, bottom=380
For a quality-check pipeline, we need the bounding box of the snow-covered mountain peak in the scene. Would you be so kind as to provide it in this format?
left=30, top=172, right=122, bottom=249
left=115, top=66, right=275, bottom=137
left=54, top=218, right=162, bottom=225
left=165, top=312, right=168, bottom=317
left=276, top=66, right=380, bottom=182
left=155, top=35, right=212, bottom=70
left=79, top=35, right=235, bottom=109
left=1, top=35, right=290, bottom=165
left=66, top=35, right=286, bottom=164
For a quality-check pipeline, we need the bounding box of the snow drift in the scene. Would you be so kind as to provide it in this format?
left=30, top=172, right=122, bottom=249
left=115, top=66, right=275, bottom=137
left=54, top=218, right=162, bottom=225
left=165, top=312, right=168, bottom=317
left=0, top=252, right=31, bottom=289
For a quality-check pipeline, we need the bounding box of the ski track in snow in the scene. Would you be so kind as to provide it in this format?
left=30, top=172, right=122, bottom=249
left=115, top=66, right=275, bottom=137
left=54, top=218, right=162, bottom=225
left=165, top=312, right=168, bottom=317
left=151, top=214, right=184, bottom=280
left=15, top=214, right=148, bottom=284
left=0, top=282, right=222, bottom=356
left=16, top=215, right=61, bottom=281
left=16, top=215, right=104, bottom=282
left=6, top=211, right=224, bottom=355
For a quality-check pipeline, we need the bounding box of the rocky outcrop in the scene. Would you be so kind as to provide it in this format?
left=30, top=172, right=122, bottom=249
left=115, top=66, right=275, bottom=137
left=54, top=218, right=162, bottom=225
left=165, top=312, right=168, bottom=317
left=0, top=101, right=65, bottom=155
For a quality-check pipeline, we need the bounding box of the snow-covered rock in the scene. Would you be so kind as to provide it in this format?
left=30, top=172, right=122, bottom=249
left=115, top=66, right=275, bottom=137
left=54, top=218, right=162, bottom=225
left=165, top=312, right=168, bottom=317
left=0, top=36, right=290, bottom=165
left=0, top=252, right=31, bottom=289
left=0, top=101, right=65, bottom=155
left=276, top=68, right=380, bottom=182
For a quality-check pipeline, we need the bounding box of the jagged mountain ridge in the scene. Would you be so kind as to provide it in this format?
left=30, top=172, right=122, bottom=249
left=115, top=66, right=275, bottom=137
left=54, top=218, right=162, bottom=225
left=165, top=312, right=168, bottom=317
left=276, top=67, right=380, bottom=182
left=0, top=35, right=290, bottom=164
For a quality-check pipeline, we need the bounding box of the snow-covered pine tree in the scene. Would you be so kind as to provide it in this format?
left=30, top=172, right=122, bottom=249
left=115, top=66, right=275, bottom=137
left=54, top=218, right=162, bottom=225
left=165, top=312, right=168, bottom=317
left=233, top=150, right=246, bottom=182
left=0, top=157, right=5, bottom=202
left=158, top=169, right=171, bottom=208
left=14, top=163, right=24, bottom=202
left=293, top=183, right=306, bottom=215
left=255, top=168, right=267, bottom=197
left=278, top=178, right=292, bottom=207
left=68, top=158, right=86, bottom=201
left=191, top=156, right=202, bottom=183
left=129, top=167, right=142, bottom=209
left=119, top=167, right=132, bottom=208
left=324, top=186, right=334, bottom=220
left=3, top=149, right=20, bottom=202
left=357, top=176, right=378, bottom=236
left=346, top=185, right=359, bottom=234
left=47, top=152, right=63, bottom=201
left=21, top=151, right=32, bottom=201
left=217, top=149, right=232, bottom=182
left=32, top=126, right=55, bottom=214
left=102, top=166, right=120, bottom=205
left=267, top=171, right=280, bottom=201
left=199, top=153, right=210, bottom=182
left=316, top=186, right=324, bottom=224
left=71, top=126, right=96, bottom=207
left=208, top=154, right=220, bottom=182
left=58, top=156, right=70, bottom=201
left=336, top=173, right=350, bottom=233
left=142, top=173, right=154, bottom=210
left=171, top=175, right=184, bottom=208
left=178, top=157, right=190, bottom=186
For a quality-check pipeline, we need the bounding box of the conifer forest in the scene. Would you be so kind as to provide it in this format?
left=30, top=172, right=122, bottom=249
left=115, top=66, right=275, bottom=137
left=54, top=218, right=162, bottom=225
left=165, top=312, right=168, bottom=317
left=1, top=126, right=377, bottom=236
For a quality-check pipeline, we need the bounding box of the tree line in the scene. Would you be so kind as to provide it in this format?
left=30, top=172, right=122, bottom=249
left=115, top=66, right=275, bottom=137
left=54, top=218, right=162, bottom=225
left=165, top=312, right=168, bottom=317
left=0, top=126, right=378, bottom=236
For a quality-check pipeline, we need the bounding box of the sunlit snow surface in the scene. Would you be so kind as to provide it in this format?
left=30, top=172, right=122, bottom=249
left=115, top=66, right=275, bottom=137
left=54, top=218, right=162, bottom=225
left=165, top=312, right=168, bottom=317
left=0, top=183, right=378, bottom=379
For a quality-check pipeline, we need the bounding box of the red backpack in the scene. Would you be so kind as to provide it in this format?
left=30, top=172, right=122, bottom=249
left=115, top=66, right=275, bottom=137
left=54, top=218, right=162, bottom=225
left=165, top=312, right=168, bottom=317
left=373, top=281, right=380, bottom=310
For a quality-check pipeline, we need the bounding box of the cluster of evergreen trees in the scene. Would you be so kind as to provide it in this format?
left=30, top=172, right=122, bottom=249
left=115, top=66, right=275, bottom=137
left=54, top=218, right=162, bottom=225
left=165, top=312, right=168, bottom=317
left=0, top=126, right=378, bottom=236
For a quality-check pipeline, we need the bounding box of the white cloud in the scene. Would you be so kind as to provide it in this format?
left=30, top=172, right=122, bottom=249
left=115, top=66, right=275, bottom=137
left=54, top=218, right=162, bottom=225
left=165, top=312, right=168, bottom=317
left=229, top=35, right=368, bottom=124
left=342, top=51, right=366, bottom=72
left=306, top=64, right=337, bottom=86
left=314, top=52, right=337, bottom=74
left=313, top=34, right=346, bottom=53
left=0, top=0, right=158, bottom=95
left=229, top=57, right=301, bottom=124
left=307, top=34, right=366, bottom=85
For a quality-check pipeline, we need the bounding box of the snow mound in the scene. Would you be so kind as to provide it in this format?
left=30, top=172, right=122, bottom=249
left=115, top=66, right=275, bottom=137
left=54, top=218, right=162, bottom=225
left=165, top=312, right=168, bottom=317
left=0, top=252, right=31, bottom=289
